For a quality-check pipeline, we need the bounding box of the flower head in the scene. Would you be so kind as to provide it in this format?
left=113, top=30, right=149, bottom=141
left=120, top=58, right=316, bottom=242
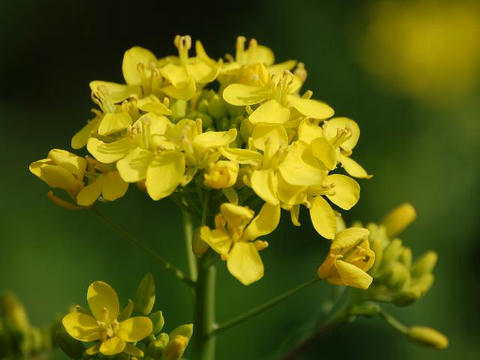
left=62, top=281, right=152, bottom=356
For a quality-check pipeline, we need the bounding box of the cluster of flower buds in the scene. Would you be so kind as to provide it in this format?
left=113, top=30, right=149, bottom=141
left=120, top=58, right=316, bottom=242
left=57, top=274, right=192, bottom=360
left=30, top=35, right=371, bottom=286
left=365, top=203, right=437, bottom=305
left=0, top=292, right=55, bottom=359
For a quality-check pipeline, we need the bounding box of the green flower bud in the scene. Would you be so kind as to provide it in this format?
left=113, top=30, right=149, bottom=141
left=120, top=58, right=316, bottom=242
left=381, top=203, right=416, bottom=238
left=1, top=292, right=30, bottom=332
left=411, top=251, right=437, bottom=278
left=398, top=248, right=412, bottom=268
left=216, top=116, right=230, bottom=131
left=188, top=111, right=213, bottom=130
left=169, top=323, right=193, bottom=340
left=349, top=302, right=380, bottom=317
left=408, top=326, right=448, bottom=349
left=134, top=273, right=156, bottom=315
left=207, top=94, right=226, bottom=119
left=118, top=299, right=134, bottom=322
left=55, top=324, right=84, bottom=360
left=149, top=311, right=165, bottom=335
left=147, top=333, right=169, bottom=359
left=197, top=99, right=209, bottom=113
left=384, top=263, right=410, bottom=291
left=170, top=100, right=187, bottom=122
left=239, top=118, right=253, bottom=142
left=161, top=335, right=188, bottom=360
left=381, top=239, right=403, bottom=266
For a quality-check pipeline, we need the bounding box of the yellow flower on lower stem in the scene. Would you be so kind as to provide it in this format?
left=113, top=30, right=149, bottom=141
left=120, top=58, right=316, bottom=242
left=62, top=281, right=153, bottom=356
left=317, top=227, right=375, bottom=290
left=200, top=202, right=280, bottom=285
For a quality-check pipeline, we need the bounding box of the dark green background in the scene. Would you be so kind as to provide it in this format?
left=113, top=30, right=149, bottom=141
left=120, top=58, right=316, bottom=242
left=1, top=0, right=479, bottom=359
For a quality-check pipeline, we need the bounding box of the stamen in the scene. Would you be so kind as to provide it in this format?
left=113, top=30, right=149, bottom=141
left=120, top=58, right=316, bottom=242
left=174, top=35, right=192, bottom=64
left=236, top=36, right=247, bottom=63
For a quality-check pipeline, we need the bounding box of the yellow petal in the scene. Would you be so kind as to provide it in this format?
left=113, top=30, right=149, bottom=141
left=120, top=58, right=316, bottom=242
left=335, top=260, right=373, bottom=289
left=89, top=81, right=141, bottom=103
left=98, top=112, right=133, bottom=136
left=268, top=60, right=297, bottom=74
left=222, top=84, right=269, bottom=106
left=48, top=149, right=86, bottom=178
left=31, top=162, right=83, bottom=195
left=340, top=154, right=372, bottom=179
left=311, top=137, right=337, bottom=170
left=298, top=119, right=323, bottom=144
left=287, top=95, right=334, bottom=119
left=160, top=63, right=189, bottom=87
left=220, top=203, right=254, bottom=230
left=310, top=196, right=336, bottom=239
left=76, top=177, right=103, bottom=206
left=323, top=117, right=360, bottom=152
left=317, top=253, right=337, bottom=279
left=99, top=336, right=126, bottom=356
left=227, top=242, right=264, bottom=285
left=249, top=99, right=290, bottom=124
left=146, top=152, right=185, bottom=200
left=118, top=317, right=153, bottom=342
left=161, top=77, right=196, bottom=101
left=122, top=47, right=157, bottom=86
left=324, top=174, right=360, bottom=210
left=277, top=142, right=325, bottom=186
left=117, top=147, right=154, bottom=182
left=87, top=281, right=120, bottom=323
left=87, top=137, right=133, bottom=164
left=251, top=124, right=288, bottom=152
left=187, top=61, right=218, bottom=83
left=62, top=313, right=102, bottom=342
left=243, top=203, right=281, bottom=241
left=124, top=344, right=144, bottom=357
left=220, top=148, right=262, bottom=166
left=199, top=227, right=232, bottom=255
left=71, top=117, right=100, bottom=149
left=193, top=129, right=237, bottom=152
left=102, top=171, right=128, bottom=201
left=331, top=227, right=370, bottom=254
left=250, top=169, right=279, bottom=205
left=276, top=174, right=307, bottom=206
left=137, top=95, right=172, bottom=116
left=247, top=45, right=274, bottom=65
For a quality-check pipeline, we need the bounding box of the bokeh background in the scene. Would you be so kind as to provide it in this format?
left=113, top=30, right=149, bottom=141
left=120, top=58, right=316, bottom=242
left=1, top=0, right=479, bottom=358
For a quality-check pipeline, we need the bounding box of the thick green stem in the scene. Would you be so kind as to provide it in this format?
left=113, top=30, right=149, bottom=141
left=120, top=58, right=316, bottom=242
left=192, top=255, right=217, bottom=360
left=182, top=210, right=197, bottom=282
left=214, top=278, right=321, bottom=335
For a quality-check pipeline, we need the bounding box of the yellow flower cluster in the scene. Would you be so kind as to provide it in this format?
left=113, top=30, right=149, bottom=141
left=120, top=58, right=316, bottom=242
left=30, top=35, right=372, bottom=286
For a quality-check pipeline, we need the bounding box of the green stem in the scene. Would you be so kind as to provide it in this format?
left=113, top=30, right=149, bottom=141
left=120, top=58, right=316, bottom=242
left=213, top=278, right=321, bottom=336
left=182, top=210, right=197, bottom=282
left=192, top=254, right=217, bottom=360
left=90, top=207, right=194, bottom=287
left=283, top=298, right=350, bottom=360
left=378, top=309, right=409, bottom=334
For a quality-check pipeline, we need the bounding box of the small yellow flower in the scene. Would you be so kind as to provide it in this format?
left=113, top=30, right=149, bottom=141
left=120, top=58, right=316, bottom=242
left=204, top=160, right=239, bottom=189
left=317, top=227, right=375, bottom=289
left=62, top=281, right=152, bottom=356
left=200, top=202, right=280, bottom=285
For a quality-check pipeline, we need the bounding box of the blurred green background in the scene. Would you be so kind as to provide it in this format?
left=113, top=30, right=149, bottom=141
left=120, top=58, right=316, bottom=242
left=1, top=0, right=479, bottom=358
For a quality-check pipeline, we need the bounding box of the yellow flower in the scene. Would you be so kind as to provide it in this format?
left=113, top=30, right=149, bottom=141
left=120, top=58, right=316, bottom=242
left=62, top=281, right=152, bottom=356
left=29, top=149, right=86, bottom=199
left=317, top=227, right=375, bottom=289
left=204, top=160, right=239, bottom=189
left=223, top=70, right=334, bottom=125
left=200, top=202, right=280, bottom=285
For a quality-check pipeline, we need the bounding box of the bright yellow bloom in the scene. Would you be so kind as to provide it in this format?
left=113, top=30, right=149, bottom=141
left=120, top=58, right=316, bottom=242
left=200, top=202, right=280, bottom=285
left=317, top=227, right=375, bottom=289
left=29, top=149, right=86, bottom=199
left=204, top=160, right=239, bottom=189
left=62, top=281, right=152, bottom=356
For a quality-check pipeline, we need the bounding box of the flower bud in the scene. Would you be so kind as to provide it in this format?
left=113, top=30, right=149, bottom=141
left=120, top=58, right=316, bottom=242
left=134, top=273, right=156, bottom=315
left=162, top=335, right=188, bottom=360
left=381, top=239, right=403, bottom=266
left=381, top=203, right=416, bottom=237
left=149, top=311, right=165, bottom=335
left=1, top=293, right=30, bottom=332
left=383, top=263, right=410, bottom=291
left=407, top=326, right=448, bottom=349
left=411, top=251, right=437, bottom=278
left=193, top=227, right=209, bottom=257
left=170, top=99, right=187, bottom=122
left=147, top=333, right=169, bottom=359
left=204, top=161, right=239, bottom=189
left=207, top=94, right=226, bottom=119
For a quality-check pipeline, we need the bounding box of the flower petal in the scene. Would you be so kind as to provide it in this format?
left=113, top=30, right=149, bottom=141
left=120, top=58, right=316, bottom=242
left=250, top=169, right=279, bottom=205
left=98, top=112, right=133, bottom=136
left=331, top=227, right=370, bottom=254
left=48, top=149, right=86, bottom=178
left=287, top=95, right=334, bottom=120
left=340, top=154, right=372, bottom=179
left=323, top=117, right=360, bottom=152
left=311, top=137, right=337, bottom=170
left=298, top=119, right=323, bottom=144
left=71, top=117, right=101, bottom=149
left=220, top=148, right=262, bottom=166
left=193, top=129, right=237, bottom=152
left=87, top=137, right=133, bottom=164
left=335, top=260, right=373, bottom=290
left=243, top=203, right=280, bottom=241
left=102, top=171, right=129, bottom=201
left=251, top=124, right=288, bottom=152
left=76, top=177, right=103, bottom=206
left=223, top=84, right=269, bottom=106
left=277, top=142, right=325, bottom=186
left=87, top=281, right=120, bottom=323
left=89, top=81, right=141, bottom=103
left=62, top=312, right=102, bottom=342
left=122, top=46, right=157, bottom=86
left=146, top=152, right=185, bottom=200
left=249, top=99, right=290, bottom=125
left=199, top=227, right=232, bottom=255
left=227, top=242, right=264, bottom=285
left=118, top=317, right=153, bottom=342
left=310, top=196, right=336, bottom=240
left=99, top=336, right=126, bottom=356
left=324, top=174, right=360, bottom=210
left=117, top=147, right=154, bottom=182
